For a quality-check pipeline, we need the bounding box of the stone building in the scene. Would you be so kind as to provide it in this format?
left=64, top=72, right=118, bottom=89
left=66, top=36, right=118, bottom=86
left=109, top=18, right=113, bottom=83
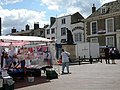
left=9, top=23, right=45, bottom=37
left=85, top=0, right=120, bottom=51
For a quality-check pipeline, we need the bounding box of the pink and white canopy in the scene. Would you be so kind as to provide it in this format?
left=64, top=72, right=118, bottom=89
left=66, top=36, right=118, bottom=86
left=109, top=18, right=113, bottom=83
left=0, top=41, right=30, bottom=46
left=0, top=35, right=52, bottom=42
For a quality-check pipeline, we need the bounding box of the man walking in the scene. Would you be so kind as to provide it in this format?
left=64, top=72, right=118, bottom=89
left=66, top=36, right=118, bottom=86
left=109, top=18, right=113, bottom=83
left=60, top=49, right=70, bottom=74
left=104, top=45, right=110, bottom=64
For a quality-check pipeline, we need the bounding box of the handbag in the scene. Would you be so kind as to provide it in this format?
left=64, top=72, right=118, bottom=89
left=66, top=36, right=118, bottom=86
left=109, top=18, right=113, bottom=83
left=57, top=59, right=62, bottom=64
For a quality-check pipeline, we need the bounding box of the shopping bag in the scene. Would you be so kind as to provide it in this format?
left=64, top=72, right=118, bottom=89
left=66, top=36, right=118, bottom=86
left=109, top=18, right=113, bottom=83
left=57, top=59, right=62, bottom=65
left=46, top=70, right=58, bottom=79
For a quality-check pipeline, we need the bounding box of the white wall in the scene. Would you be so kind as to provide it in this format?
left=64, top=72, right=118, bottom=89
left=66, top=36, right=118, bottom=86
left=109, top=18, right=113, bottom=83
left=45, top=14, right=84, bottom=44
left=45, top=24, right=56, bottom=40
left=71, top=22, right=84, bottom=43
left=76, top=42, right=100, bottom=58
left=56, top=15, right=71, bottom=44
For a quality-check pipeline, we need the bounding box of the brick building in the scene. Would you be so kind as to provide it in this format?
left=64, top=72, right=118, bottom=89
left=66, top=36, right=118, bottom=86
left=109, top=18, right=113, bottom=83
left=85, top=0, right=120, bottom=51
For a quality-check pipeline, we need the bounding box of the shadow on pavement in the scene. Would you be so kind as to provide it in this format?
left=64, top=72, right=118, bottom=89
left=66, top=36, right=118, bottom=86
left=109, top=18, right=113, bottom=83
left=14, top=76, right=50, bottom=89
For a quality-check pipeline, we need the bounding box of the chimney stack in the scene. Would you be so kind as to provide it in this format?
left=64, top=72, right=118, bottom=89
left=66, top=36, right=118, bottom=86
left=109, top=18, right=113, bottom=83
left=34, top=22, right=39, bottom=30
left=50, top=17, right=56, bottom=27
left=25, top=24, right=30, bottom=30
left=11, top=27, right=16, bottom=33
left=92, top=4, right=96, bottom=13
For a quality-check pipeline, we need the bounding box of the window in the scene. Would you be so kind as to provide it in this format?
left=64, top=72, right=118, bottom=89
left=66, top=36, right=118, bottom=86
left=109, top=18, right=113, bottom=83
left=47, top=29, right=50, bottom=34
left=51, top=37, right=55, bottom=40
left=51, top=28, right=55, bottom=34
left=106, top=36, right=114, bottom=47
left=61, top=18, right=66, bottom=24
left=101, top=6, right=107, bottom=14
left=106, top=18, right=114, bottom=33
left=40, top=31, right=43, bottom=36
left=101, top=8, right=106, bottom=13
left=61, top=27, right=66, bottom=36
left=91, top=21, right=97, bottom=34
left=90, top=38, right=98, bottom=43
left=61, top=39, right=66, bottom=43
left=74, top=33, right=82, bottom=42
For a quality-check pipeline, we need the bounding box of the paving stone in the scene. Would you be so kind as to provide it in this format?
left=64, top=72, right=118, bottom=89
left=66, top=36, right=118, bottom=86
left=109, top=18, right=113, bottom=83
left=15, top=60, right=120, bottom=90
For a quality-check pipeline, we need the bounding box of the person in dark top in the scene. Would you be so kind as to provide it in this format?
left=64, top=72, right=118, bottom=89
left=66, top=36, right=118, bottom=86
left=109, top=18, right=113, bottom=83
left=104, top=45, right=110, bottom=64
left=1, top=51, right=5, bottom=68
left=110, top=47, right=116, bottom=64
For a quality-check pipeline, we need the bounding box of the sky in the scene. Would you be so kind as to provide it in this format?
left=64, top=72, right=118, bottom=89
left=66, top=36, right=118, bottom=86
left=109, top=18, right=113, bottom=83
left=0, top=0, right=116, bottom=35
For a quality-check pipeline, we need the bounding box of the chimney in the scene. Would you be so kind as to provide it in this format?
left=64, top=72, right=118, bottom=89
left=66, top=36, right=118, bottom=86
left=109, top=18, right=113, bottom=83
left=92, top=4, right=96, bottom=13
left=11, top=27, right=16, bottom=33
left=34, top=22, right=39, bottom=30
left=21, top=30, right=24, bottom=32
left=0, top=18, right=1, bottom=36
left=25, top=24, right=30, bottom=30
left=50, top=17, right=56, bottom=27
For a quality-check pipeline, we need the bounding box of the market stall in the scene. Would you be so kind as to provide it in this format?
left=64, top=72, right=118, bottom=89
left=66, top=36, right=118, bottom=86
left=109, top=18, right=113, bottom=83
left=0, top=35, right=58, bottom=84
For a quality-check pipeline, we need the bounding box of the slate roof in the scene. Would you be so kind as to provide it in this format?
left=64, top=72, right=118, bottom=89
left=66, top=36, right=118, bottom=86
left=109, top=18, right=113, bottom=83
left=87, top=1, right=120, bottom=18
left=71, top=12, right=84, bottom=24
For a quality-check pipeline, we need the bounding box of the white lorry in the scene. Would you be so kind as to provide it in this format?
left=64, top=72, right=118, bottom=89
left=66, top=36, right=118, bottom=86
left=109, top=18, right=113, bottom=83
left=75, top=42, right=100, bottom=59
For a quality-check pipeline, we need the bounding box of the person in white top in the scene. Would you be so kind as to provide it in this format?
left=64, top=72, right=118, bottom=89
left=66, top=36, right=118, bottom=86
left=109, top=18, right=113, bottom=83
left=8, top=43, right=15, bottom=57
left=60, top=49, right=70, bottom=74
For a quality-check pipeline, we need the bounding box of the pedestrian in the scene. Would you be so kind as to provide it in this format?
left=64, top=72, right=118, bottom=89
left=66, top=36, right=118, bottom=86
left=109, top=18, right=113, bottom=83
left=104, top=45, right=110, bottom=64
left=109, top=47, right=116, bottom=64
left=60, top=49, right=70, bottom=74
left=43, top=51, right=52, bottom=66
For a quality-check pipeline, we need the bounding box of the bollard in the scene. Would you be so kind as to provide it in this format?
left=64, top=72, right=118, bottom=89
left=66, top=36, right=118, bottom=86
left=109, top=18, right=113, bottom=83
left=89, top=56, right=93, bottom=64
left=100, top=55, right=102, bottom=63
left=78, top=56, right=81, bottom=65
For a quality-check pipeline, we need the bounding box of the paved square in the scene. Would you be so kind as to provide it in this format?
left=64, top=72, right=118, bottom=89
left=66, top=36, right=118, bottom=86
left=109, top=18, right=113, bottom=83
left=15, top=60, right=120, bottom=90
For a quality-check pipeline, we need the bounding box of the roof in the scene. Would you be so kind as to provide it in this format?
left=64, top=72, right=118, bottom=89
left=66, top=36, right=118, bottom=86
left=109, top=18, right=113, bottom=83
left=87, top=1, right=120, bottom=18
left=71, top=12, right=84, bottom=24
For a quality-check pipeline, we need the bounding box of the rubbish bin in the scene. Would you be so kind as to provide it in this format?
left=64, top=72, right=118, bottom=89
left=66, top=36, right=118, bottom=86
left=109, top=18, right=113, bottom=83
left=3, top=84, right=14, bottom=90
left=3, top=76, right=15, bottom=90
left=0, top=78, right=3, bottom=90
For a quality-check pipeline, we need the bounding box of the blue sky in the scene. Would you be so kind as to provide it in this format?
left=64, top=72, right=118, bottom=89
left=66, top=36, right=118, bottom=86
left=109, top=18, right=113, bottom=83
left=0, top=0, right=116, bottom=35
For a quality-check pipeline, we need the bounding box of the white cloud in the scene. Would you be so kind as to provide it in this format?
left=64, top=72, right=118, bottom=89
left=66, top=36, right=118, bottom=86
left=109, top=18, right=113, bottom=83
left=66, top=7, right=80, bottom=14
left=41, top=0, right=116, bottom=18
left=100, top=0, right=116, bottom=4
left=0, top=8, right=48, bottom=35
left=0, top=0, right=117, bottom=35
left=41, top=0, right=101, bottom=18
left=41, top=0, right=115, bottom=17
left=41, top=0, right=63, bottom=10
left=0, top=0, right=23, bottom=5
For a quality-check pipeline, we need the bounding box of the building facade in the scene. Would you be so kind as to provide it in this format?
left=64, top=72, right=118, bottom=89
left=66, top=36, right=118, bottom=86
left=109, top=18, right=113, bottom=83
left=85, top=0, right=120, bottom=51
left=45, top=12, right=84, bottom=44
left=9, top=23, right=45, bottom=37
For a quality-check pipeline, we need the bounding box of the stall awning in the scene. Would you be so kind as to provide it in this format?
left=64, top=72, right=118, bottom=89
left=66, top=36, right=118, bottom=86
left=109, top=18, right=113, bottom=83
left=0, top=35, right=52, bottom=42
left=0, top=41, right=30, bottom=46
